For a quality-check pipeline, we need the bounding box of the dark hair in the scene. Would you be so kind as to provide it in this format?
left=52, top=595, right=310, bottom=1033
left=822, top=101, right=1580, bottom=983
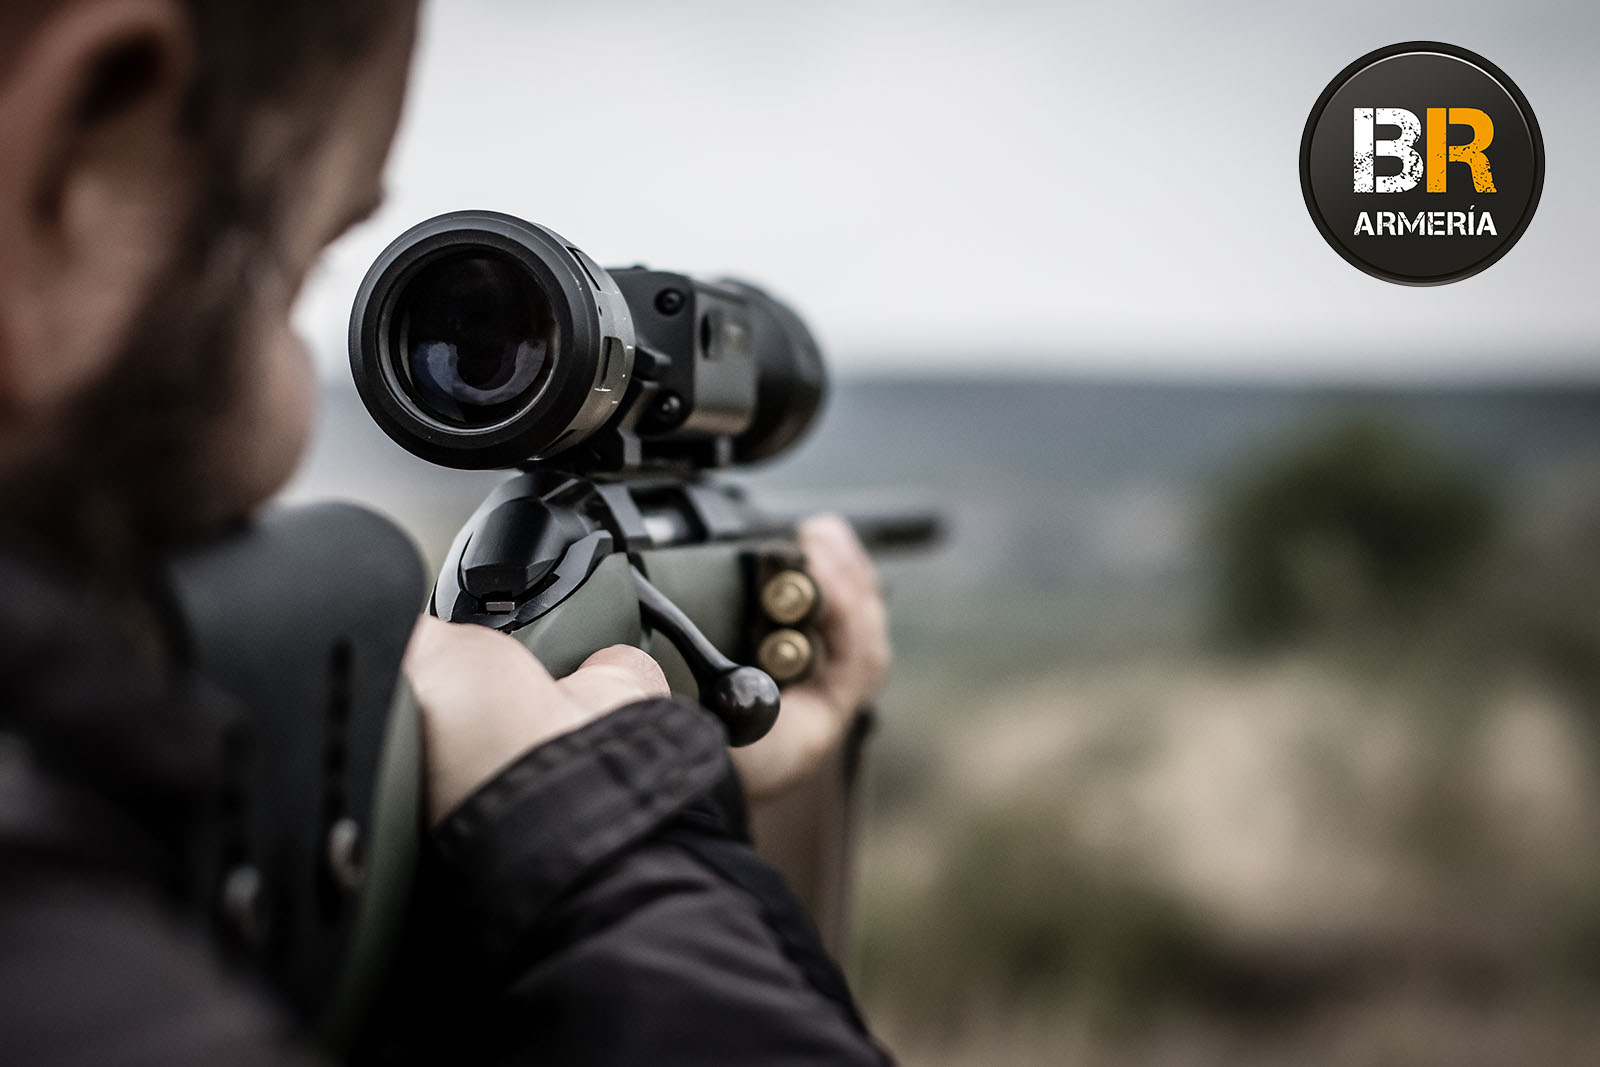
left=180, top=1, right=402, bottom=212
left=184, top=0, right=398, bottom=106
left=0, top=0, right=406, bottom=579
left=3, top=2, right=399, bottom=116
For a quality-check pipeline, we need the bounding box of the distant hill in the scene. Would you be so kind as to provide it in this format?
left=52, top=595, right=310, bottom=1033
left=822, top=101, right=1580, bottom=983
left=291, top=375, right=1600, bottom=600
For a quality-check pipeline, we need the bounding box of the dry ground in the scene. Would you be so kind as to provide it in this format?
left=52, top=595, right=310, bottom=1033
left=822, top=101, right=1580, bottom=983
left=853, top=656, right=1600, bottom=1066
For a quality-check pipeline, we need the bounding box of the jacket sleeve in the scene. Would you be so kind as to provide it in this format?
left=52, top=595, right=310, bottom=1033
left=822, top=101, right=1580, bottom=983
left=402, top=697, right=892, bottom=1066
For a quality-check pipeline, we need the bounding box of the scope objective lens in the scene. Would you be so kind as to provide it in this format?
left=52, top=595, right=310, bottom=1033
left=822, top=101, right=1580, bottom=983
left=392, top=251, right=558, bottom=428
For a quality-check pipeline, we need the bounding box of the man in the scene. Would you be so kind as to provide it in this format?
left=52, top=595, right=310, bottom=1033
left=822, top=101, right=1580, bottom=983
left=0, top=1, right=893, bottom=1063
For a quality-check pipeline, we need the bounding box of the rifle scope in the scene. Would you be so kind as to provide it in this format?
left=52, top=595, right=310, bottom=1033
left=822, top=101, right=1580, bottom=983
left=349, top=211, right=826, bottom=472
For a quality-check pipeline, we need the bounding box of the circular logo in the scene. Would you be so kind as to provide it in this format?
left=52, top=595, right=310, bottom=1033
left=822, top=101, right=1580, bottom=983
left=1300, top=42, right=1543, bottom=285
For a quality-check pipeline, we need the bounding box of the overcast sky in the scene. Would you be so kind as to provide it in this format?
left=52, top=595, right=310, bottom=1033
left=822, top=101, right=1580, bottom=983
left=294, top=0, right=1600, bottom=382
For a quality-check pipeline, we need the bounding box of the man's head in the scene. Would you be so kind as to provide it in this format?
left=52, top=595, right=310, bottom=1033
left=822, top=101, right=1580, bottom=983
left=0, top=0, right=418, bottom=575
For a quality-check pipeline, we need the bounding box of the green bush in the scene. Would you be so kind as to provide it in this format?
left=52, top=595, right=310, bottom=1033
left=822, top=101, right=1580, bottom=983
left=1210, top=419, right=1497, bottom=649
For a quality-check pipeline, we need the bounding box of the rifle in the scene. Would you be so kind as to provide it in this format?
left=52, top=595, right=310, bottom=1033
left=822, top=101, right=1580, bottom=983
left=163, top=211, right=939, bottom=1051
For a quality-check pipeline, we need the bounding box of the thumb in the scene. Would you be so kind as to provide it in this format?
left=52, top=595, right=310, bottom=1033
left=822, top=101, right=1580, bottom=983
left=555, top=644, right=671, bottom=712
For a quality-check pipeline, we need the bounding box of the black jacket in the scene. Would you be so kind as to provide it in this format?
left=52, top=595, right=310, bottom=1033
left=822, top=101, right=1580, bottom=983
left=0, top=553, right=890, bottom=1065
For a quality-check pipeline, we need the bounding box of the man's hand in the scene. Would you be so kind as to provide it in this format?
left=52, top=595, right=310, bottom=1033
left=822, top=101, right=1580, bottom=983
left=732, top=515, right=891, bottom=801
left=404, top=617, right=669, bottom=825
left=406, top=512, right=888, bottom=821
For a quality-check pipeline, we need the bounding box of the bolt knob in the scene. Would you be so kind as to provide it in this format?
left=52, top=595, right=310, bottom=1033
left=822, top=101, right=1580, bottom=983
left=706, top=666, right=781, bottom=746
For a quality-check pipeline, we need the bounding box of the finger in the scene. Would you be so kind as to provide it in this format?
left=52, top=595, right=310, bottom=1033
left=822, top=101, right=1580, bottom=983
left=402, top=618, right=583, bottom=825
left=404, top=616, right=556, bottom=697
left=556, top=644, right=671, bottom=712
left=800, top=521, right=861, bottom=615
left=799, top=513, right=878, bottom=598
left=826, top=514, right=876, bottom=584
left=807, top=569, right=891, bottom=706
left=797, top=513, right=851, bottom=569
left=577, top=644, right=671, bottom=696
left=820, top=589, right=889, bottom=669
left=801, top=533, right=881, bottom=656
left=403, top=614, right=456, bottom=673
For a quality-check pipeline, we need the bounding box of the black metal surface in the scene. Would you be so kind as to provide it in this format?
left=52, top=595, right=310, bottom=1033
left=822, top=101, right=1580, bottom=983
left=350, top=213, right=825, bottom=477
left=632, top=566, right=780, bottom=747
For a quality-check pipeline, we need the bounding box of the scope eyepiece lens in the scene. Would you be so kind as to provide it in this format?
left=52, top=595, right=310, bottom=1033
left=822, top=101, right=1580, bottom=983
left=391, top=250, right=559, bottom=428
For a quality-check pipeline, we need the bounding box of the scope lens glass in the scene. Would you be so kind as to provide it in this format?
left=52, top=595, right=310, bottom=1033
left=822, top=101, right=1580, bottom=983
left=392, top=251, right=559, bottom=427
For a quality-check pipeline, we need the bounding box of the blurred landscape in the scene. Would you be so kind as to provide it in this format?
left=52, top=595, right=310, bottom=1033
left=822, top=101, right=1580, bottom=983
left=292, top=2, right=1600, bottom=1060
left=292, top=374, right=1600, bottom=1065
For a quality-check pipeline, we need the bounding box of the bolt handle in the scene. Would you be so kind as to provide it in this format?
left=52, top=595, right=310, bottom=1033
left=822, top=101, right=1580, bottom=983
left=631, top=566, right=780, bottom=746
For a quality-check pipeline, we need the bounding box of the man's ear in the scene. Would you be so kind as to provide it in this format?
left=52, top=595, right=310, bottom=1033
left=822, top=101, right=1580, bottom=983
left=0, top=0, right=193, bottom=421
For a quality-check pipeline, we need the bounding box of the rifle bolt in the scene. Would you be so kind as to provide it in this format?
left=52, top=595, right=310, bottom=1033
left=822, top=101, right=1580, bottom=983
left=760, top=570, right=818, bottom=625
left=757, top=628, right=813, bottom=684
